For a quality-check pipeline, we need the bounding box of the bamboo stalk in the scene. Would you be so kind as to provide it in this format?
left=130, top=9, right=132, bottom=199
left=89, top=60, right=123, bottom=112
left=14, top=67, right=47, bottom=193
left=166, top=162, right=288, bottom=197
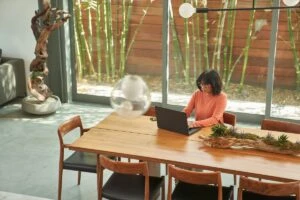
left=87, top=3, right=94, bottom=75
left=226, top=0, right=237, bottom=85
left=169, top=0, right=184, bottom=81
left=106, top=0, right=115, bottom=79
left=211, top=2, right=222, bottom=70
left=215, top=1, right=228, bottom=72
left=287, top=9, right=300, bottom=90
left=191, top=1, right=197, bottom=83
left=225, top=50, right=245, bottom=88
left=223, top=0, right=236, bottom=82
left=96, top=0, right=102, bottom=82
left=239, top=1, right=256, bottom=92
left=75, top=0, right=87, bottom=77
left=183, top=15, right=190, bottom=83
left=103, top=0, right=111, bottom=80
left=73, top=0, right=83, bottom=80
left=78, top=0, right=95, bottom=76
left=203, top=0, right=209, bottom=70
left=119, top=0, right=133, bottom=77
left=125, top=0, right=153, bottom=60
left=194, top=0, right=202, bottom=78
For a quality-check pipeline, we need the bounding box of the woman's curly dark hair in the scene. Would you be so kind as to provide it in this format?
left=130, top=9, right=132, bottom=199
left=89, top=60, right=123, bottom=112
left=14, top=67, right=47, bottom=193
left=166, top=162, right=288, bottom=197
left=196, top=69, right=223, bottom=95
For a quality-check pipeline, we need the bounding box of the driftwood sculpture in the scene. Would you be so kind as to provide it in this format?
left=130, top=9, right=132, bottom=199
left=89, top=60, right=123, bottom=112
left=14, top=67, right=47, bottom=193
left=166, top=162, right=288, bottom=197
left=28, top=0, right=70, bottom=101
left=200, top=124, right=300, bottom=156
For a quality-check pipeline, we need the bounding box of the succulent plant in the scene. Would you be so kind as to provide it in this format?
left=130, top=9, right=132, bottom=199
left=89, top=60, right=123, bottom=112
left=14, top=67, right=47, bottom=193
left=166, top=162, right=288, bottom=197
left=211, top=124, right=228, bottom=137
left=277, top=134, right=289, bottom=144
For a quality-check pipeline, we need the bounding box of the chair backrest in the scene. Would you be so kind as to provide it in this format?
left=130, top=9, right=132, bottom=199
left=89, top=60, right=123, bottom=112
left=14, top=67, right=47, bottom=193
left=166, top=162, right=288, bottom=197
left=144, top=106, right=156, bottom=117
left=57, top=115, right=84, bottom=149
left=223, top=112, right=236, bottom=127
left=261, top=119, right=300, bottom=134
left=167, top=164, right=223, bottom=200
left=238, top=176, right=300, bottom=200
left=98, top=155, right=150, bottom=199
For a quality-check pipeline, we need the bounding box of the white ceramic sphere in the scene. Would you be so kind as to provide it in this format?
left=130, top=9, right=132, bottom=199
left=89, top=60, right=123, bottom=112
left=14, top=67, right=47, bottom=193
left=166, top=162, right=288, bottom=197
left=111, top=75, right=151, bottom=118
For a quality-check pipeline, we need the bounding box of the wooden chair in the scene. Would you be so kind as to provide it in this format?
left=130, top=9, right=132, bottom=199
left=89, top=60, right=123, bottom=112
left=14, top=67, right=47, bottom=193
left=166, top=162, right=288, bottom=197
left=223, top=112, right=236, bottom=127
left=57, top=115, right=97, bottom=200
left=167, top=164, right=234, bottom=200
left=98, top=155, right=165, bottom=200
left=144, top=106, right=156, bottom=117
left=261, top=119, right=300, bottom=134
left=238, top=176, right=300, bottom=200
left=223, top=112, right=238, bottom=185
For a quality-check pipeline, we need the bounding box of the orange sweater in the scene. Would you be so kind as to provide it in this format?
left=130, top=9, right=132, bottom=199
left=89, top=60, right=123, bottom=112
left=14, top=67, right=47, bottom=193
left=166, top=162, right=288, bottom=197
left=183, top=90, right=227, bottom=127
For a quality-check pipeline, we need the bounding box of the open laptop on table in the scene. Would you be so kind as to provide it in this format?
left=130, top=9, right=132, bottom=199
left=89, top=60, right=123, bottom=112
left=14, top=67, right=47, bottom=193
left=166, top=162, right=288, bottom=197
left=155, top=106, right=201, bottom=135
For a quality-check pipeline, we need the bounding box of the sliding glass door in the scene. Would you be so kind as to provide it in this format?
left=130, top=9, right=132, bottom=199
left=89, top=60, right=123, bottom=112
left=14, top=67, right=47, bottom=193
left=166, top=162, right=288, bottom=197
left=71, top=0, right=163, bottom=103
left=271, top=7, right=300, bottom=120
left=69, top=0, right=300, bottom=121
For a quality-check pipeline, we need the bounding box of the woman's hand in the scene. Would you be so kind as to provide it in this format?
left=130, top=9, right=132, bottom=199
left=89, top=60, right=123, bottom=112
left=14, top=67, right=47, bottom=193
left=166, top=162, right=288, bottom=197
left=188, top=121, right=194, bottom=128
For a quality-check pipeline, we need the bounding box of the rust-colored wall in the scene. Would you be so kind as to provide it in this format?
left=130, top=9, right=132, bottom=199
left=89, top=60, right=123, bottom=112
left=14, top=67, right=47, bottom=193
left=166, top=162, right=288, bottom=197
left=79, top=0, right=300, bottom=89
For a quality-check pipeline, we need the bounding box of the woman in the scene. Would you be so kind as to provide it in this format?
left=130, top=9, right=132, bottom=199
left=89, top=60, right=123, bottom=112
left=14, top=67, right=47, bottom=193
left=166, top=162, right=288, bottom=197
left=183, top=69, right=227, bottom=127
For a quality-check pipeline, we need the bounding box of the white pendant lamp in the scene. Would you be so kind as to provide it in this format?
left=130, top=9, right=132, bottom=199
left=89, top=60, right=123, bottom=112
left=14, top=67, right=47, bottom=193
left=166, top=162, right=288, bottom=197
left=282, top=0, right=300, bottom=6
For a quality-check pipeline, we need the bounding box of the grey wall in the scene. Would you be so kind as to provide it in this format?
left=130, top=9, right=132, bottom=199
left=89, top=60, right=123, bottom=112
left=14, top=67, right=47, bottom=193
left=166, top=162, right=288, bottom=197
left=0, top=0, right=37, bottom=80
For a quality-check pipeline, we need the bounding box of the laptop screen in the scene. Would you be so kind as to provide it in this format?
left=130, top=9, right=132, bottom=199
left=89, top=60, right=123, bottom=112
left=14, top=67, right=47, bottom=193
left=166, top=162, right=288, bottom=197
left=155, top=106, right=200, bottom=135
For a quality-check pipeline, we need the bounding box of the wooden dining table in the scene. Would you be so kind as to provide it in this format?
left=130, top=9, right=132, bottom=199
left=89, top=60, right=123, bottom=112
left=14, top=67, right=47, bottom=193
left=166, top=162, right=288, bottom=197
left=68, top=112, right=300, bottom=182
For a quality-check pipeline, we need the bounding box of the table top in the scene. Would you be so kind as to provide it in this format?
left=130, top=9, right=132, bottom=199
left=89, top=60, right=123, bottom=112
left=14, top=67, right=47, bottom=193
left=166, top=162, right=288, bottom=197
left=69, top=113, right=300, bottom=182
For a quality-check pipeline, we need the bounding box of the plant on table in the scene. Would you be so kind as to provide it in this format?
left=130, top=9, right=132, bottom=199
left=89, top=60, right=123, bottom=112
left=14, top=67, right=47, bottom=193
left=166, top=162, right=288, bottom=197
left=201, top=124, right=300, bottom=155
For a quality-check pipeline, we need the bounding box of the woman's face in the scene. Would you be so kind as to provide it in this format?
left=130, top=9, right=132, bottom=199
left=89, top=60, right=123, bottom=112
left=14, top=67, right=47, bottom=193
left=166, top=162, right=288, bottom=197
left=201, top=83, right=212, bottom=93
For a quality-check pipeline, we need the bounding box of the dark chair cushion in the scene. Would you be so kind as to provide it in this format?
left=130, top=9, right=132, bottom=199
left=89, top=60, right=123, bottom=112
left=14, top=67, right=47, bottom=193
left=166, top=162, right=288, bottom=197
left=102, top=173, right=164, bottom=200
left=243, top=191, right=297, bottom=200
left=172, top=181, right=234, bottom=200
left=63, top=152, right=97, bottom=173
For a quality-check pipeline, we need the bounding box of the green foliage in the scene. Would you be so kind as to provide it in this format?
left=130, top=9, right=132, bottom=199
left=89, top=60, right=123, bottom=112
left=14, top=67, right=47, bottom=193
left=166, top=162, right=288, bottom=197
left=277, top=134, right=289, bottom=145
left=262, top=133, right=277, bottom=145
left=210, top=124, right=300, bottom=151
left=211, top=124, right=259, bottom=140
left=293, top=141, right=300, bottom=151
left=211, top=124, right=228, bottom=137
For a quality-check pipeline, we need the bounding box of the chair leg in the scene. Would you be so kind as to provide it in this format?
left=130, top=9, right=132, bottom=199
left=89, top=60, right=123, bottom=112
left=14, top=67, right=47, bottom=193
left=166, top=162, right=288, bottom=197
left=58, top=168, right=63, bottom=200
left=165, top=164, right=168, bottom=175
left=77, top=171, right=81, bottom=185
left=161, top=178, right=165, bottom=200
left=233, top=175, right=237, bottom=185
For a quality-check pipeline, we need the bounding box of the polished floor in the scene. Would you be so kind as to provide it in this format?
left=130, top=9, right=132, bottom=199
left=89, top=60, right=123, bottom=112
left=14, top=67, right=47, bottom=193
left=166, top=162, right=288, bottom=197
left=0, top=99, right=256, bottom=200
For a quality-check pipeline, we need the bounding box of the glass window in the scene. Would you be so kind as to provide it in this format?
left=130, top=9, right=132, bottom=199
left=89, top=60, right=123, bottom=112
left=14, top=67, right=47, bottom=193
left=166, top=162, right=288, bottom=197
left=271, top=7, right=300, bottom=120
left=168, top=0, right=276, bottom=116
left=72, top=0, right=163, bottom=102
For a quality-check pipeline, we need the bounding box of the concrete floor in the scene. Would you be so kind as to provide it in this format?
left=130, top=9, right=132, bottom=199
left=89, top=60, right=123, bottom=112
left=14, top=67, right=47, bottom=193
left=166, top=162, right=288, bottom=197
left=0, top=99, right=114, bottom=200
left=0, top=98, right=256, bottom=200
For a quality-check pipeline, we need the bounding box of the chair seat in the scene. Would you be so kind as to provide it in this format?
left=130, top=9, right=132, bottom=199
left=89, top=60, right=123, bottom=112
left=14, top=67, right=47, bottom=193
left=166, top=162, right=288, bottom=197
left=102, top=173, right=164, bottom=200
left=172, top=181, right=234, bottom=200
left=63, top=152, right=97, bottom=173
left=243, top=191, right=297, bottom=200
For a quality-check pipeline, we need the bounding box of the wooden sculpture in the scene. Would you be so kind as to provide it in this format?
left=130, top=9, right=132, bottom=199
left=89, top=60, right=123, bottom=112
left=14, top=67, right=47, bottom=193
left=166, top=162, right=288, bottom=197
left=28, top=0, right=70, bottom=101
left=199, top=124, right=300, bottom=156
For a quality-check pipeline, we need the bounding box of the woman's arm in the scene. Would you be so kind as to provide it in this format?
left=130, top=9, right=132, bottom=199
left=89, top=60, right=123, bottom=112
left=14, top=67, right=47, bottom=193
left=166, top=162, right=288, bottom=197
left=183, top=91, right=197, bottom=117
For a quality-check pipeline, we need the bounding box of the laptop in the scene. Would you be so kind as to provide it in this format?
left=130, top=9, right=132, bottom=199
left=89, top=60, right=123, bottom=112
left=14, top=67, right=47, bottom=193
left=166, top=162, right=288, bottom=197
left=155, top=106, right=201, bottom=135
